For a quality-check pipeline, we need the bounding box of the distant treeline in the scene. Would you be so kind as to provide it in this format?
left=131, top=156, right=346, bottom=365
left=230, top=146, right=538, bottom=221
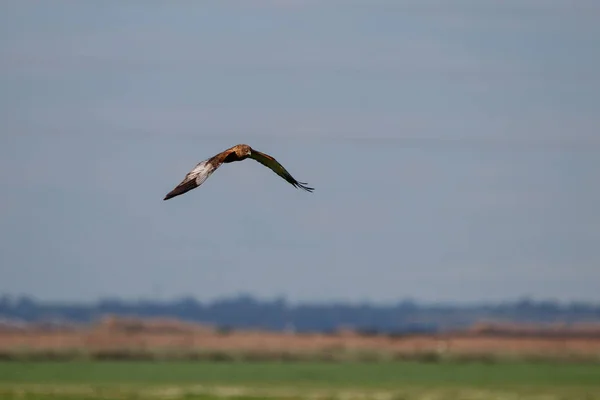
left=1, top=294, right=600, bottom=333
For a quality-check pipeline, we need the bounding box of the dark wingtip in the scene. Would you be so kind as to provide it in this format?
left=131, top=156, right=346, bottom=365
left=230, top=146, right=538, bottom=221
left=295, top=181, right=314, bottom=192
left=163, top=189, right=181, bottom=201
left=163, top=179, right=198, bottom=201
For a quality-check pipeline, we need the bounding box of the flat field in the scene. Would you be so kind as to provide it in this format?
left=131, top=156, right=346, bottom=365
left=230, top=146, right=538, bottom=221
left=1, top=360, right=599, bottom=400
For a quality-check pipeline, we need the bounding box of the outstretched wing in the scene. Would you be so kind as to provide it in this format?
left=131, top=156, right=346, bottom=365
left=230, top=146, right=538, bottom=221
left=164, top=159, right=220, bottom=200
left=249, top=150, right=314, bottom=192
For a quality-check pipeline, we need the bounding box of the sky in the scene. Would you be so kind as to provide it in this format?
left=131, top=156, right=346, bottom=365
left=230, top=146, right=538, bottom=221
left=1, top=1, right=599, bottom=305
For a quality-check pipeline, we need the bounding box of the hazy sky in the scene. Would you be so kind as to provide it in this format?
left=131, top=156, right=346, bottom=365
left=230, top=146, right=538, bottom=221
left=1, top=1, right=599, bottom=304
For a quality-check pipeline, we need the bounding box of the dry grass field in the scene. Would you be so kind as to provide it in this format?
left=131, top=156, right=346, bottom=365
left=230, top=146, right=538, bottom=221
left=1, top=317, right=600, bottom=399
left=1, top=316, right=600, bottom=362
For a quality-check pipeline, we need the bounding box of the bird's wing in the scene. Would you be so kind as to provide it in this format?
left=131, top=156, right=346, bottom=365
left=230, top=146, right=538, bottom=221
left=164, top=158, right=222, bottom=200
left=249, top=149, right=314, bottom=192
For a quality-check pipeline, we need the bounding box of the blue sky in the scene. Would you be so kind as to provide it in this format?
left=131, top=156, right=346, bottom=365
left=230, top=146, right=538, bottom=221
left=1, top=1, right=599, bottom=304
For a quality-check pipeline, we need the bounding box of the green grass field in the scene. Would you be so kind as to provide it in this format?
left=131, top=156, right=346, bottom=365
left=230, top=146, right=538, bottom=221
left=0, top=360, right=599, bottom=400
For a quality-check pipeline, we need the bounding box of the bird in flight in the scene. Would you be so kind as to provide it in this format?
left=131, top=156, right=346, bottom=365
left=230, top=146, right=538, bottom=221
left=164, top=144, right=314, bottom=200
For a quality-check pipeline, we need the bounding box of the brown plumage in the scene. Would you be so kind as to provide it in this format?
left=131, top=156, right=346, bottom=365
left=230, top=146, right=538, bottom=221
left=164, top=144, right=314, bottom=200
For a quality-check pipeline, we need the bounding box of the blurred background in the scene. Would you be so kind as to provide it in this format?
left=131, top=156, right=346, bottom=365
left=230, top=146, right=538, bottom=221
left=1, top=1, right=599, bottom=399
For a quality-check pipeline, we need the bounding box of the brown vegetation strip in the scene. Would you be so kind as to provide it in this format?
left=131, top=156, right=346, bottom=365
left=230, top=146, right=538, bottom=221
left=2, top=315, right=600, bottom=362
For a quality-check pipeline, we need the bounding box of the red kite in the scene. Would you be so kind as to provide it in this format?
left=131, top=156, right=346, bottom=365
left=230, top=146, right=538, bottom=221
left=164, top=144, right=314, bottom=200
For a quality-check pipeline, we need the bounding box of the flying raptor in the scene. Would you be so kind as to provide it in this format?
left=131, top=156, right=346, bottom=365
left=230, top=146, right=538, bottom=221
left=164, top=144, right=314, bottom=200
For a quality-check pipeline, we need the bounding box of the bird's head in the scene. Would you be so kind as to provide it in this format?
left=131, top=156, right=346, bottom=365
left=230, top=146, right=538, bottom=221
left=235, top=144, right=252, bottom=158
